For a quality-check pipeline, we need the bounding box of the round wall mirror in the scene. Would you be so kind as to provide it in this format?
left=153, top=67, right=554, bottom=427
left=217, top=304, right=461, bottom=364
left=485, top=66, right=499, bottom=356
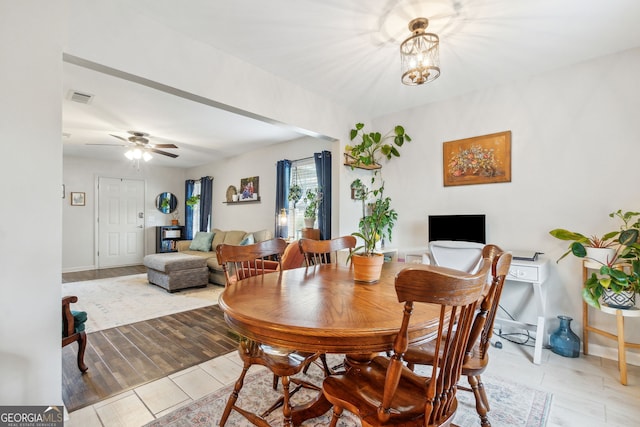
left=156, top=192, right=178, bottom=214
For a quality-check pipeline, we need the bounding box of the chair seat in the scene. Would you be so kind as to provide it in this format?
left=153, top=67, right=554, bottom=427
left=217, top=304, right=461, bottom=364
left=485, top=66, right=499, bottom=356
left=405, top=340, right=489, bottom=375
left=238, top=340, right=318, bottom=377
left=71, top=310, right=87, bottom=333
left=323, top=356, right=456, bottom=426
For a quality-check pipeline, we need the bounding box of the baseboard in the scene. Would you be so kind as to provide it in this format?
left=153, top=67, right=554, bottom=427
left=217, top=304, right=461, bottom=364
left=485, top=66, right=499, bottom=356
left=62, top=265, right=96, bottom=273
left=586, top=343, right=640, bottom=367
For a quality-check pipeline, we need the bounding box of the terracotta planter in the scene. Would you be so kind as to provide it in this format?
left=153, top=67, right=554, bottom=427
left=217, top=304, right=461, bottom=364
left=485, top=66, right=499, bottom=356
left=352, top=253, right=384, bottom=283
left=171, top=219, right=179, bottom=226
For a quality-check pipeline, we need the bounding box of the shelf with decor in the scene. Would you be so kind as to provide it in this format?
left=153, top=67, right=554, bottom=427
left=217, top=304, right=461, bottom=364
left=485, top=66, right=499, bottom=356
left=343, top=153, right=381, bottom=170
left=223, top=197, right=261, bottom=205
left=156, top=225, right=184, bottom=253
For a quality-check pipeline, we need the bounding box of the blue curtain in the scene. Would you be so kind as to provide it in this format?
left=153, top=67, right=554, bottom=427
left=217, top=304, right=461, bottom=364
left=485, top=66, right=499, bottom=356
left=275, top=160, right=291, bottom=238
left=184, top=180, right=196, bottom=240
left=314, top=150, right=332, bottom=240
left=199, top=176, right=213, bottom=232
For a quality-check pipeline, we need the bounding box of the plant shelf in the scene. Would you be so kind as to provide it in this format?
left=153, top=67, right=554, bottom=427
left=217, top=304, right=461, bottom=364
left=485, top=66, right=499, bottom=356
left=223, top=197, right=261, bottom=205
left=343, top=153, right=381, bottom=170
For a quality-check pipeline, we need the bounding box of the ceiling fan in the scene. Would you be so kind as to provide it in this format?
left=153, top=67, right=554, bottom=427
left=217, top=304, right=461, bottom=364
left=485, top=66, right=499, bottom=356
left=89, top=130, right=179, bottom=159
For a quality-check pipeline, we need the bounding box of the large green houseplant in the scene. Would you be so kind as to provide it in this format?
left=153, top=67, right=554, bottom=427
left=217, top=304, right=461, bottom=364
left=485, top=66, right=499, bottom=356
left=550, top=210, right=640, bottom=308
left=347, top=122, right=410, bottom=282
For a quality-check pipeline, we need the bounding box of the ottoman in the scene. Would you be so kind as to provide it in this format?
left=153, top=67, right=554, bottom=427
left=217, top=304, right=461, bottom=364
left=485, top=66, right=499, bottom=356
left=143, top=252, right=208, bottom=292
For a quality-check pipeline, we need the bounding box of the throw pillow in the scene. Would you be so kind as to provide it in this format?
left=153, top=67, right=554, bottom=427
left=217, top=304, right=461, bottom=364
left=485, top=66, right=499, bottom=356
left=189, top=232, right=215, bottom=252
left=239, top=234, right=255, bottom=246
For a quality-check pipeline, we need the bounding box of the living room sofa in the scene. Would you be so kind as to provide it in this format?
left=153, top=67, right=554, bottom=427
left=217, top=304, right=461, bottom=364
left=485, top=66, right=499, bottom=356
left=175, top=228, right=273, bottom=285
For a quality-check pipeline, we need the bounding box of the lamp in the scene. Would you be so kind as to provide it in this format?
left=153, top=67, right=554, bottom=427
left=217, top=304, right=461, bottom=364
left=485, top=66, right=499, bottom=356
left=278, top=208, right=288, bottom=239
left=400, top=17, right=440, bottom=86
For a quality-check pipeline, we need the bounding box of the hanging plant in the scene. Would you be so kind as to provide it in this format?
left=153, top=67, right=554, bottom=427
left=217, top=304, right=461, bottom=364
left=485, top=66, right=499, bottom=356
left=288, top=184, right=303, bottom=207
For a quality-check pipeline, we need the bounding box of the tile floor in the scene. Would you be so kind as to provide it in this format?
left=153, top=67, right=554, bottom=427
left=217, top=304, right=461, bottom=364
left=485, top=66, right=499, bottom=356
left=65, top=338, right=640, bottom=427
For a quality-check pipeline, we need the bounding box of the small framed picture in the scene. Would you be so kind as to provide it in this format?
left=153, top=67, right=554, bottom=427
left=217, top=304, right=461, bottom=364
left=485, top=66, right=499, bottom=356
left=70, top=192, right=85, bottom=206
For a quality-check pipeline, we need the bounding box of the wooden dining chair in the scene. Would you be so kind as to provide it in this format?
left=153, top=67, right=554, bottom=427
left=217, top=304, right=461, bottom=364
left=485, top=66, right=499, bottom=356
left=299, top=235, right=357, bottom=376
left=62, top=296, right=88, bottom=373
left=299, top=235, right=356, bottom=266
left=321, top=254, right=493, bottom=427
left=403, top=246, right=512, bottom=427
left=216, top=238, right=320, bottom=426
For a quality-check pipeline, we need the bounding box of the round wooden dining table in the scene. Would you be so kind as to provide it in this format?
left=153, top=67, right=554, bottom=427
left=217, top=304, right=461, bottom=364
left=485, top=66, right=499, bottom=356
left=218, top=261, right=442, bottom=424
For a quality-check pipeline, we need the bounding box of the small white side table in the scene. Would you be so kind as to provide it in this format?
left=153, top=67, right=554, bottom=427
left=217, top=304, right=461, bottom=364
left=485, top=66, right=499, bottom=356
left=582, top=260, right=640, bottom=385
left=497, top=257, right=550, bottom=364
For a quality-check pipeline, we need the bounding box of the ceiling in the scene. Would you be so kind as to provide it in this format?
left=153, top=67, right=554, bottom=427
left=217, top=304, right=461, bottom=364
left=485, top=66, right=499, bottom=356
left=62, top=0, right=640, bottom=168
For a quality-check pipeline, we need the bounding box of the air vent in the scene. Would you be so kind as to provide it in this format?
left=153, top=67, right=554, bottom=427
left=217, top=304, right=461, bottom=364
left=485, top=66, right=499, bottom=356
left=68, top=90, right=94, bottom=104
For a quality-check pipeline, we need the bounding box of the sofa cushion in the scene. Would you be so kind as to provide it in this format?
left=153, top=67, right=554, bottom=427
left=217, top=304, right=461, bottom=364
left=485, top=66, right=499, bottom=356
left=253, top=229, right=272, bottom=242
left=210, top=229, right=228, bottom=251
left=189, top=232, right=215, bottom=251
left=223, top=230, right=247, bottom=245
left=240, top=234, right=255, bottom=245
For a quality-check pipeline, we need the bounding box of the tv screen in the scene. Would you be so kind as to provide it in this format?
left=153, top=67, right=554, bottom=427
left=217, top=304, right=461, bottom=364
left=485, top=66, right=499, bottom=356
left=428, top=214, right=486, bottom=244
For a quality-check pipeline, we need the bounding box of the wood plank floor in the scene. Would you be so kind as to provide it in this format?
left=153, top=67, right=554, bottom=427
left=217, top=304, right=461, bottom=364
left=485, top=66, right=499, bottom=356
left=62, top=305, right=239, bottom=412
left=62, top=265, right=147, bottom=283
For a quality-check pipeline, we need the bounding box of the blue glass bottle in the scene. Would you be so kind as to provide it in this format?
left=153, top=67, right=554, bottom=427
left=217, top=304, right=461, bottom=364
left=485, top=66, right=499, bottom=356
left=550, top=315, right=580, bottom=358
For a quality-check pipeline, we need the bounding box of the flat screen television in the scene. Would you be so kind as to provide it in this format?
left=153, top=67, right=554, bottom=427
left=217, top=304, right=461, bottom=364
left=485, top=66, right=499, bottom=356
left=428, top=214, right=486, bottom=244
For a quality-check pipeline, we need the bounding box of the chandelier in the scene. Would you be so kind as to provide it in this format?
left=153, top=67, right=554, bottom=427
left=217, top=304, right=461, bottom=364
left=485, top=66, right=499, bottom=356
left=124, top=148, right=152, bottom=162
left=400, top=18, right=440, bottom=86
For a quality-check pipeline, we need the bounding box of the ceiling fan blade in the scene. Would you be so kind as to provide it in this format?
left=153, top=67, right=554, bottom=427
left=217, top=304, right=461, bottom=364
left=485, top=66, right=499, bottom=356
left=153, top=143, right=178, bottom=149
left=109, top=134, right=129, bottom=142
left=149, top=148, right=179, bottom=158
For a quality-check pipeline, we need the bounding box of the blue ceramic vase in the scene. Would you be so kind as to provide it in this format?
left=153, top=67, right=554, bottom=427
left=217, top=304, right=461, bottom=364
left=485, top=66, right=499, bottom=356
left=550, top=315, right=580, bottom=358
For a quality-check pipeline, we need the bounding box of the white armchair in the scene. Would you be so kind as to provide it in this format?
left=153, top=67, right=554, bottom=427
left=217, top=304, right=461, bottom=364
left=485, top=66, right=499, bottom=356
left=426, top=240, right=485, bottom=273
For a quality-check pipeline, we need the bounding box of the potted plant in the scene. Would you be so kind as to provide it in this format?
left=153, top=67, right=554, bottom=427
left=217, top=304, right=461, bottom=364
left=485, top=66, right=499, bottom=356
left=288, top=184, right=302, bottom=207
left=347, top=122, right=410, bottom=282
left=303, top=188, right=321, bottom=228
left=186, top=194, right=200, bottom=207
left=550, top=210, right=640, bottom=309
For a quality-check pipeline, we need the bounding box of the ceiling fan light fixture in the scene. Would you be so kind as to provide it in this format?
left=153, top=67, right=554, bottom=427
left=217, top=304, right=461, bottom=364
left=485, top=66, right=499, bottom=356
left=143, top=151, right=152, bottom=162
left=400, top=17, right=440, bottom=86
left=124, top=150, right=135, bottom=160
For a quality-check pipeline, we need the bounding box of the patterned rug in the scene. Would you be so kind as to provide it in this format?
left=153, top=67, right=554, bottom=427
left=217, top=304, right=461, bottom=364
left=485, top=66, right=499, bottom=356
left=61, top=274, right=224, bottom=332
left=145, top=356, right=552, bottom=427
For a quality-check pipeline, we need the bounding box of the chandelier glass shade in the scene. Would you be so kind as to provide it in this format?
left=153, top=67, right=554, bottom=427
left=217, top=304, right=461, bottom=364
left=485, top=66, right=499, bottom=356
left=124, top=148, right=152, bottom=162
left=400, top=18, right=440, bottom=86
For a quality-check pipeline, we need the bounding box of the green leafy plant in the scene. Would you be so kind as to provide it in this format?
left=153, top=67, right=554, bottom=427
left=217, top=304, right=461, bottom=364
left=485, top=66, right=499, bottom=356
left=350, top=177, right=397, bottom=256
left=345, top=123, right=411, bottom=168
left=288, top=184, right=303, bottom=207
left=186, top=194, right=200, bottom=207
left=550, top=210, right=640, bottom=308
left=548, top=229, right=618, bottom=262
left=303, top=188, right=321, bottom=219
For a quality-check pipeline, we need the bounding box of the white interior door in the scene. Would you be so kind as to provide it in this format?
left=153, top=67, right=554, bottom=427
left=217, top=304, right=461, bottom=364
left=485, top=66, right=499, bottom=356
left=97, top=177, right=145, bottom=268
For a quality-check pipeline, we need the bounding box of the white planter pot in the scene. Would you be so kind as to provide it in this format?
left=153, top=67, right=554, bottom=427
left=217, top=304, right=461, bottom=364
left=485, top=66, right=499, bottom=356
left=585, top=247, right=616, bottom=265
left=304, top=217, right=315, bottom=228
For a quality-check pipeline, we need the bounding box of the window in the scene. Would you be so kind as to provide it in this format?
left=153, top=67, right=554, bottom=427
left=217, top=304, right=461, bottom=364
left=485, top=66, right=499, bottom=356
left=188, top=180, right=201, bottom=239
left=288, top=159, right=318, bottom=239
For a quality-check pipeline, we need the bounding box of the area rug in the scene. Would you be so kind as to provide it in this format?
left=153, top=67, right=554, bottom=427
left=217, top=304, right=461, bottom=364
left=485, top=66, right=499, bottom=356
left=61, top=274, right=224, bottom=332
left=145, top=356, right=552, bottom=427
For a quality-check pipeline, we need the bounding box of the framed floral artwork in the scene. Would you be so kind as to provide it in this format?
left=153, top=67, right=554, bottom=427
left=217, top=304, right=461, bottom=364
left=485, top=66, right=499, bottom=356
left=443, top=131, right=511, bottom=187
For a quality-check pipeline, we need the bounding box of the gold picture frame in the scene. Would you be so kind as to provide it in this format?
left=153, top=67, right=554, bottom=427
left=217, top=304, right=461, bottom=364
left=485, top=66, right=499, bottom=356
left=70, top=192, right=85, bottom=206
left=443, top=131, right=512, bottom=187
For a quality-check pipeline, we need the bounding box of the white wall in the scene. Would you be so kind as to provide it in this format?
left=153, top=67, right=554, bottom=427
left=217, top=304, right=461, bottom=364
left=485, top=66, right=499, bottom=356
left=0, top=2, right=64, bottom=405
left=366, top=47, right=640, bottom=361
left=62, top=156, right=187, bottom=271
left=187, top=137, right=334, bottom=234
